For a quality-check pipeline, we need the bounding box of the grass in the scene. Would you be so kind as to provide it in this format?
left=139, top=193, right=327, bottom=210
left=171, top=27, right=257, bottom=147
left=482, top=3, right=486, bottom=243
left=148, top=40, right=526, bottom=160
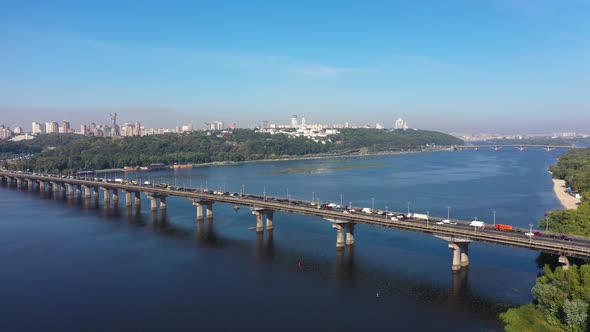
left=500, top=304, right=564, bottom=332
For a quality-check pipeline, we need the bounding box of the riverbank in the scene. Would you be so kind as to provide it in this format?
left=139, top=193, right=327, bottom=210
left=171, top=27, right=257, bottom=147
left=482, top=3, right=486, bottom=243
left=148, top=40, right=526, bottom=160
left=552, top=178, right=581, bottom=209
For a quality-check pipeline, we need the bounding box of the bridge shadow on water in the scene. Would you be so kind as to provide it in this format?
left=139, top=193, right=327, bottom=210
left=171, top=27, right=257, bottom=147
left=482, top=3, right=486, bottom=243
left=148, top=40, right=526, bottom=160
left=3, top=182, right=516, bottom=322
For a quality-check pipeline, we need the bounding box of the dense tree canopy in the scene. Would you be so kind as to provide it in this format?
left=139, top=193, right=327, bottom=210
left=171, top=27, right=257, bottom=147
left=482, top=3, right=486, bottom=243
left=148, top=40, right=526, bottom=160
left=1, top=129, right=462, bottom=173
left=543, top=148, right=590, bottom=236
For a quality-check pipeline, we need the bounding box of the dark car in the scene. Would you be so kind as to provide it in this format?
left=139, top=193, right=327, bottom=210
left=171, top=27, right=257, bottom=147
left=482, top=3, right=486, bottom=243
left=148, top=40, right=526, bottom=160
left=533, top=231, right=543, bottom=236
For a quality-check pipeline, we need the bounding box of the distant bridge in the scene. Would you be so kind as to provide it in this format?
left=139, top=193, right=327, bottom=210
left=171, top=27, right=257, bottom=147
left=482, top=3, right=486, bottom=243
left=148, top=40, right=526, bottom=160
left=455, top=144, right=578, bottom=152
left=1, top=170, right=589, bottom=272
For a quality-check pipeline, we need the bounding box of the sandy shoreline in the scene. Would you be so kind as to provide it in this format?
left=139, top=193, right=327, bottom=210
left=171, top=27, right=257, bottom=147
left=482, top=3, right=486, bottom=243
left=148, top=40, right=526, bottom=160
left=552, top=178, right=581, bottom=209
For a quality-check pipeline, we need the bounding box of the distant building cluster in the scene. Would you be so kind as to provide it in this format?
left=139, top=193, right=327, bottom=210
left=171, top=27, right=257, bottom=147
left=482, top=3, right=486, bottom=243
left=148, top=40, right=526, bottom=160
left=1, top=113, right=424, bottom=142
left=394, top=118, right=409, bottom=130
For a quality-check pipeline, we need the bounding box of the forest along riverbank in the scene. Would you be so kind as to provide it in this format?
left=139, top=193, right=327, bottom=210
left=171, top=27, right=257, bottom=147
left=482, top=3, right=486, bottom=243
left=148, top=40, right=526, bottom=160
left=552, top=179, right=581, bottom=209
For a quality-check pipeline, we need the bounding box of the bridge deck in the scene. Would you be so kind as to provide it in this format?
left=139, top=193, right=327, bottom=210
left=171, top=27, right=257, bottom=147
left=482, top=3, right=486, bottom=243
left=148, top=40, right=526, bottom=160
left=2, top=171, right=589, bottom=259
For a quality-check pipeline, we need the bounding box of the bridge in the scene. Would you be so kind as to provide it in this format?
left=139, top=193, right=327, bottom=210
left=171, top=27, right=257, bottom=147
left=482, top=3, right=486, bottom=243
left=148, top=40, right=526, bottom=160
left=455, top=144, right=578, bottom=152
left=1, top=170, right=589, bottom=272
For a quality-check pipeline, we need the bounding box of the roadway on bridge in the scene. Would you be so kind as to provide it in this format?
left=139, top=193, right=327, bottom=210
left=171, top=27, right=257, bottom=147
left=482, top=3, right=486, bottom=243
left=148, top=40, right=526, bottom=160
left=2, top=170, right=589, bottom=259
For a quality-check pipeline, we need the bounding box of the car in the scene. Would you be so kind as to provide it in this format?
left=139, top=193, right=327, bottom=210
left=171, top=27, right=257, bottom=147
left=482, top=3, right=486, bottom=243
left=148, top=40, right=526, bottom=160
left=563, top=237, right=574, bottom=242
left=533, top=231, right=543, bottom=236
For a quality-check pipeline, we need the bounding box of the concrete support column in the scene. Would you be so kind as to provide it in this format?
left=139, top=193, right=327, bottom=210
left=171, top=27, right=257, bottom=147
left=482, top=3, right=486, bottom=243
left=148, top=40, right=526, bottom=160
left=39, top=181, right=46, bottom=191
left=75, top=184, right=81, bottom=196
left=103, top=188, right=110, bottom=202
left=160, top=196, right=167, bottom=210
left=16, top=178, right=22, bottom=187
left=255, top=212, right=264, bottom=233
left=458, top=242, right=470, bottom=267
left=449, top=243, right=462, bottom=272
left=83, top=185, right=91, bottom=198
left=60, top=183, right=66, bottom=193
left=346, top=223, right=355, bottom=246
left=265, top=211, right=274, bottom=230
left=206, top=203, right=213, bottom=218
left=150, top=197, right=158, bottom=211
left=559, top=255, right=570, bottom=270
left=27, top=179, right=33, bottom=189
left=112, top=189, right=119, bottom=202
left=333, top=224, right=345, bottom=250
left=66, top=184, right=74, bottom=196
left=125, top=191, right=132, bottom=206
left=196, top=204, right=204, bottom=220
left=51, top=182, right=58, bottom=192
left=93, top=186, right=99, bottom=198
left=134, top=192, right=141, bottom=206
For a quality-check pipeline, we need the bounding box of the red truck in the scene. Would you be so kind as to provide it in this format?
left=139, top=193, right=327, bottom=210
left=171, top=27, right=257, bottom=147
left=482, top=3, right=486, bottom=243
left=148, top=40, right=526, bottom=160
left=495, top=224, right=514, bottom=231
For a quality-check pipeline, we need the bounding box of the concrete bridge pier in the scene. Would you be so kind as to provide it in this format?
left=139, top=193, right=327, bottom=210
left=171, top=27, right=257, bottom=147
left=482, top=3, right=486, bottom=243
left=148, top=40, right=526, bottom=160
left=66, top=184, right=74, bottom=196
left=333, top=224, right=345, bottom=250
left=193, top=200, right=214, bottom=220
left=82, top=185, right=91, bottom=198
left=124, top=191, right=132, bottom=206
left=206, top=203, right=213, bottom=219
left=27, top=179, right=34, bottom=190
left=16, top=178, right=22, bottom=187
left=193, top=202, right=204, bottom=220
left=160, top=196, right=167, bottom=210
left=345, top=223, right=355, bottom=246
left=458, top=242, right=470, bottom=267
left=255, top=212, right=264, bottom=233
left=265, top=211, right=274, bottom=230
left=102, top=188, right=110, bottom=202
left=134, top=192, right=141, bottom=207
left=93, top=186, right=99, bottom=198
left=449, top=243, right=462, bottom=272
left=39, top=180, right=45, bottom=191
left=50, top=182, right=58, bottom=192
left=112, top=189, right=119, bottom=202
left=150, top=197, right=158, bottom=211
left=559, top=255, right=570, bottom=270
left=75, top=184, right=81, bottom=196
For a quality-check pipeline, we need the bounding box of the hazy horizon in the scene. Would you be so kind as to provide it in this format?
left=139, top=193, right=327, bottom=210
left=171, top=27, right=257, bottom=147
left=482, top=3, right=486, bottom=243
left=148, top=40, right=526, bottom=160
left=1, top=1, right=589, bottom=134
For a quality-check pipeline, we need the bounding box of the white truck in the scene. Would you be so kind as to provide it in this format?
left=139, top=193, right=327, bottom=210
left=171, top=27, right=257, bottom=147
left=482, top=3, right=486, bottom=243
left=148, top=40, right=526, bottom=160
left=469, top=220, right=485, bottom=228
left=361, top=207, right=373, bottom=214
left=411, top=213, right=429, bottom=221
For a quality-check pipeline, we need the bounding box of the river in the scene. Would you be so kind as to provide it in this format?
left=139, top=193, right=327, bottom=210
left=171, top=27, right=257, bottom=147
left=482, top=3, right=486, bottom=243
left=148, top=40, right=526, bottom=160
left=0, top=149, right=565, bottom=331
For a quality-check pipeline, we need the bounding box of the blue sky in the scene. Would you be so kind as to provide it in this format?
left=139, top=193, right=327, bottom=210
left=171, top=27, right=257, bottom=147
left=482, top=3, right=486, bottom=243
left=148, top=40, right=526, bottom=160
left=1, top=0, right=589, bottom=134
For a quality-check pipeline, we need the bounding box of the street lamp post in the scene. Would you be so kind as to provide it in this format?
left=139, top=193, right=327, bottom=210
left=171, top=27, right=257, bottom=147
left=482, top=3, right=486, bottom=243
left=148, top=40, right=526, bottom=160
left=493, top=210, right=497, bottom=226
left=371, top=197, right=375, bottom=212
left=340, top=193, right=343, bottom=208
left=545, top=216, right=549, bottom=232
left=529, top=223, right=533, bottom=240
left=407, top=201, right=410, bottom=215
left=385, top=206, right=388, bottom=220
left=263, top=185, right=266, bottom=201
left=312, top=191, right=315, bottom=205
left=426, top=210, right=430, bottom=228
left=447, top=206, right=450, bottom=220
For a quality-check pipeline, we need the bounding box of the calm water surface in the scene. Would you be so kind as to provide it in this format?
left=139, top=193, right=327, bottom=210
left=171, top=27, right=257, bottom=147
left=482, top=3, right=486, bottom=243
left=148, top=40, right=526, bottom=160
left=0, top=149, right=564, bottom=331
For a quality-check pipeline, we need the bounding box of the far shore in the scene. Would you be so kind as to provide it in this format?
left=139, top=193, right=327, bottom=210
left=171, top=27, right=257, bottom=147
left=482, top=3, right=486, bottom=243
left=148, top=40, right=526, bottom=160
left=92, top=148, right=452, bottom=173
left=552, top=178, right=581, bottom=209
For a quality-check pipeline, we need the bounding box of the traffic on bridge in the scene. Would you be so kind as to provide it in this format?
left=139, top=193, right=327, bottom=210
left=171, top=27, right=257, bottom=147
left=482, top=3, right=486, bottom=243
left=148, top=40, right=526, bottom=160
left=1, top=169, right=589, bottom=271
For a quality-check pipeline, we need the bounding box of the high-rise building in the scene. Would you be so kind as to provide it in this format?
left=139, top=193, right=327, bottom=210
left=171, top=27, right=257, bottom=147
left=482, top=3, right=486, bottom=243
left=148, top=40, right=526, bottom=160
left=291, top=115, right=298, bottom=128
left=261, top=120, right=269, bottom=129
left=394, top=118, right=408, bottom=130
left=32, top=122, right=44, bottom=134
left=0, top=125, right=13, bottom=139
left=46, top=121, right=59, bottom=134
left=60, top=121, right=71, bottom=133
left=215, top=121, right=224, bottom=130
left=13, top=127, right=22, bottom=134
left=301, top=115, right=306, bottom=128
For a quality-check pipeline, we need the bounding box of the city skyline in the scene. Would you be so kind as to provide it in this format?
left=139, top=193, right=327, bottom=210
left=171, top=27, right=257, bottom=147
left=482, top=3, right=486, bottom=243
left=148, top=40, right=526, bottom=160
left=1, top=1, right=589, bottom=133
